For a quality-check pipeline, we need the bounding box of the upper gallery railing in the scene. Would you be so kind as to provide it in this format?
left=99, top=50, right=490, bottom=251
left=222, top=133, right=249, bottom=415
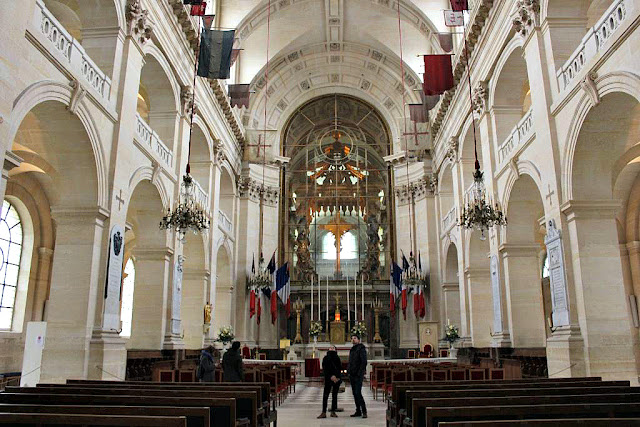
left=497, top=107, right=534, bottom=166
left=135, top=113, right=174, bottom=169
left=218, top=209, right=233, bottom=234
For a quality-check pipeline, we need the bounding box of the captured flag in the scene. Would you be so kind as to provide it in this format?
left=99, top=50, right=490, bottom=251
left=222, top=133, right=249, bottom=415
left=402, top=251, right=410, bottom=271
left=390, top=262, right=402, bottom=314
left=276, top=262, right=291, bottom=317
left=229, top=84, right=251, bottom=108
left=444, top=10, right=464, bottom=27
left=409, top=104, right=428, bottom=123
left=198, top=29, right=235, bottom=79
left=257, top=292, right=262, bottom=324
left=249, top=288, right=256, bottom=318
left=423, top=55, right=454, bottom=96
left=190, top=2, right=207, bottom=16
left=450, top=0, right=468, bottom=11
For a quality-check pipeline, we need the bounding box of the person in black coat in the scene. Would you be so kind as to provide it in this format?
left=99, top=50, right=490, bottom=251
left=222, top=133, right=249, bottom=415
left=347, top=333, right=367, bottom=418
left=197, top=345, right=216, bottom=382
left=222, top=341, right=244, bottom=382
left=317, top=345, right=342, bottom=418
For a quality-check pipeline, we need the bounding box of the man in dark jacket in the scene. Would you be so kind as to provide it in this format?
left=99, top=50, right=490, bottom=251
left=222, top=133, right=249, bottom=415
left=197, top=345, right=216, bottom=382
left=347, top=333, right=367, bottom=418
left=317, top=345, right=342, bottom=419
left=222, top=341, right=244, bottom=382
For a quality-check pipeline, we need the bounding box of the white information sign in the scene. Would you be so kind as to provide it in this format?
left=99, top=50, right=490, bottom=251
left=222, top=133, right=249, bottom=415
left=104, top=225, right=124, bottom=331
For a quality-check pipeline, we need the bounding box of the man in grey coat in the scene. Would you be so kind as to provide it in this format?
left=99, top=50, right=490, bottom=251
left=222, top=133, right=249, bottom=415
left=222, top=341, right=244, bottom=382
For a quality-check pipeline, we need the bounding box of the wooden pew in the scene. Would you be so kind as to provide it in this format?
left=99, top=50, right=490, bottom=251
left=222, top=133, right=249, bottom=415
left=0, top=412, right=187, bottom=426
left=399, top=386, right=640, bottom=426
left=439, top=419, right=640, bottom=426
left=0, top=404, right=210, bottom=427
left=412, top=402, right=640, bottom=427
left=7, top=387, right=261, bottom=427
left=0, top=393, right=239, bottom=427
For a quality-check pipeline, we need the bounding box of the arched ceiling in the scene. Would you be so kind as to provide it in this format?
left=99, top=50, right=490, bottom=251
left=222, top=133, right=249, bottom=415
left=220, top=0, right=450, bottom=152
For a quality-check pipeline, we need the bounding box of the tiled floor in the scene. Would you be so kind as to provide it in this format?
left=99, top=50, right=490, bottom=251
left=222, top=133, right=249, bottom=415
left=277, top=382, right=385, bottom=426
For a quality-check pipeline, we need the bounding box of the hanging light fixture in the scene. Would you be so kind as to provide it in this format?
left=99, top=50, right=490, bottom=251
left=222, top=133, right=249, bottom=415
left=458, top=24, right=506, bottom=240
left=159, top=12, right=210, bottom=242
left=248, top=253, right=274, bottom=291
left=402, top=252, right=427, bottom=288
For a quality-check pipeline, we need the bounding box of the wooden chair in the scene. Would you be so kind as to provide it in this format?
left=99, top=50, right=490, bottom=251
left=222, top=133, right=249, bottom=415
left=242, top=345, right=251, bottom=359
left=407, top=349, right=416, bottom=359
left=439, top=348, right=449, bottom=358
left=159, top=369, right=175, bottom=382
left=259, top=353, right=267, bottom=360
left=489, top=368, right=505, bottom=379
left=450, top=368, right=466, bottom=381
left=423, top=344, right=434, bottom=357
left=469, top=368, right=486, bottom=380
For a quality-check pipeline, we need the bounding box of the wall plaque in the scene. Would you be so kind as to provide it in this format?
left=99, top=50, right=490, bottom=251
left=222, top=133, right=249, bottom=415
left=490, top=255, right=503, bottom=333
left=170, top=255, right=184, bottom=335
left=545, top=219, right=570, bottom=327
left=104, top=225, right=124, bottom=331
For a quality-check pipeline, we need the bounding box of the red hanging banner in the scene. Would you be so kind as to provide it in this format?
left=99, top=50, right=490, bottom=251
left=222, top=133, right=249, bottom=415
left=423, top=54, right=454, bottom=96
left=190, top=3, right=207, bottom=16
left=450, top=0, right=469, bottom=11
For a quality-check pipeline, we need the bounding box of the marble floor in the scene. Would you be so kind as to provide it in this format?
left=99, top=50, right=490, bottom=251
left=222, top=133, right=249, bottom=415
left=277, top=382, right=386, bottom=426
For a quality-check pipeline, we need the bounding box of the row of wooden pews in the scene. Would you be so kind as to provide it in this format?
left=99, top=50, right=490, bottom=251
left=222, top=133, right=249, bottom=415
left=0, top=379, right=280, bottom=427
left=385, top=374, right=640, bottom=426
left=371, top=362, right=505, bottom=400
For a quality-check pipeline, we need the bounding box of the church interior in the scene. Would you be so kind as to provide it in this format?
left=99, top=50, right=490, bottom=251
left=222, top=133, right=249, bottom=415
left=1, top=0, right=640, bottom=425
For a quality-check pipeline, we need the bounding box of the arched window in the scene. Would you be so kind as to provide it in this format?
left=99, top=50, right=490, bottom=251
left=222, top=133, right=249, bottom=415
left=322, top=231, right=357, bottom=260
left=0, top=200, right=23, bottom=330
left=120, top=258, right=136, bottom=337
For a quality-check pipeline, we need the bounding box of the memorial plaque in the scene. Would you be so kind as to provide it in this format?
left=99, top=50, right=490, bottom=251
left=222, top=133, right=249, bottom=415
left=545, top=219, right=570, bottom=327
left=490, top=255, right=503, bottom=333
left=104, top=225, right=124, bottom=331
left=171, top=255, right=184, bottom=335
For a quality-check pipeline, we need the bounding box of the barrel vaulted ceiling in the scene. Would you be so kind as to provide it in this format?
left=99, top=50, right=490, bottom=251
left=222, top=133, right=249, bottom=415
left=220, top=0, right=450, bottom=150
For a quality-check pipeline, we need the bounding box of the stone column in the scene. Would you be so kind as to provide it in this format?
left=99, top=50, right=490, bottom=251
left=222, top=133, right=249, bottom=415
left=562, top=200, right=637, bottom=380
left=40, top=208, right=108, bottom=382
left=442, top=281, right=461, bottom=330
left=183, top=269, right=209, bottom=349
left=501, top=244, right=546, bottom=348
left=30, top=247, right=54, bottom=321
left=465, top=267, right=492, bottom=347
left=129, top=246, right=173, bottom=350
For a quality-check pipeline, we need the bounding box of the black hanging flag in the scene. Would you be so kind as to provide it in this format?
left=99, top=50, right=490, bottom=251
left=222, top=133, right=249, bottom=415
left=197, top=29, right=236, bottom=79
left=182, top=0, right=204, bottom=4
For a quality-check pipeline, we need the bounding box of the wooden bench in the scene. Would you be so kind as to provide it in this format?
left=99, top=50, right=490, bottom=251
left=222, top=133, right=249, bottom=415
left=399, top=386, right=640, bottom=426
left=439, top=419, right=640, bottom=426
left=0, top=393, right=239, bottom=427
left=412, top=402, right=640, bottom=427
left=8, top=387, right=261, bottom=427
left=0, top=404, right=210, bottom=427
left=0, top=412, right=187, bottom=426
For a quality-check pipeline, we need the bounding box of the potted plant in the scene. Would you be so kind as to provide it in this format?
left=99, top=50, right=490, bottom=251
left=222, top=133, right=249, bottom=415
left=444, top=323, right=459, bottom=358
left=350, top=321, right=367, bottom=340
left=216, top=325, right=235, bottom=355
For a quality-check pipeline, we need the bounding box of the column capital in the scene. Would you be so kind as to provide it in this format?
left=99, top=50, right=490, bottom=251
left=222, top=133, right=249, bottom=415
left=442, top=282, right=460, bottom=292
left=125, top=0, right=153, bottom=49
left=471, top=81, right=489, bottom=117
left=134, top=246, right=174, bottom=261
left=499, top=243, right=540, bottom=257
left=561, top=199, right=621, bottom=221
left=50, top=206, right=109, bottom=225
left=512, top=0, right=541, bottom=44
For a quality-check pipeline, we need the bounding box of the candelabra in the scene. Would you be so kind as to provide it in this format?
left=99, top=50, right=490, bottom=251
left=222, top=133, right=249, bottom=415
left=247, top=253, right=273, bottom=292
left=373, top=297, right=383, bottom=343
left=402, top=252, right=427, bottom=288
left=293, top=299, right=304, bottom=344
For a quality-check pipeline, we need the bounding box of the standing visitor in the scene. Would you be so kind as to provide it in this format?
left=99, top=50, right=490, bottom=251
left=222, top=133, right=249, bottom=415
left=222, top=341, right=244, bottom=382
left=347, top=334, right=367, bottom=418
left=317, top=345, right=342, bottom=418
left=197, top=345, right=216, bottom=382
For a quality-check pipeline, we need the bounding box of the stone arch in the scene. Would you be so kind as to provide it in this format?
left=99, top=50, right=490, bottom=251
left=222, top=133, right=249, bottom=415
left=503, top=174, right=547, bottom=348
left=127, top=166, right=170, bottom=212
left=489, top=37, right=531, bottom=145
left=189, top=119, right=214, bottom=192
left=563, top=72, right=640, bottom=201
left=212, top=242, right=234, bottom=333
left=126, top=179, right=171, bottom=350
left=443, top=242, right=462, bottom=329
left=8, top=80, right=108, bottom=208
left=438, top=163, right=456, bottom=228
left=219, top=167, right=236, bottom=224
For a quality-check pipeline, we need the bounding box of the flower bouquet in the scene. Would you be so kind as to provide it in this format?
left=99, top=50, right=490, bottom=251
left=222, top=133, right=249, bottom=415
left=216, top=325, right=235, bottom=345
left=350, top=321, right=367, bottom=337
left=444, top=323, right=459, bottom=347
left=309, top=321, right=323, bottom=337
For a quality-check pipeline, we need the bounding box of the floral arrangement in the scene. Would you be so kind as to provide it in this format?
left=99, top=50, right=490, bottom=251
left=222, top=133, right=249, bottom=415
left=350, top=321, right=367, bottom=337
left=216, top=325, right=235, bottom=344
left=309, top=321, right=323, bottom=337
left=444, top=324, right=459, bottom=344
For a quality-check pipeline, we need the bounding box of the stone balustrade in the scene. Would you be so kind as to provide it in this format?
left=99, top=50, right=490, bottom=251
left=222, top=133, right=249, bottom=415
left=34, top=0, right=111, bottom=101
left=442, top=205, right=457, bottom=233
left=192, top=178, right=210, bottom=214
left=135, top=114, right=174, bottom=169
left=497, top=108, right=534, bottom=166
left=218, top=209, right=233, bottom=235
left=556, top=0, right=629, bottom=91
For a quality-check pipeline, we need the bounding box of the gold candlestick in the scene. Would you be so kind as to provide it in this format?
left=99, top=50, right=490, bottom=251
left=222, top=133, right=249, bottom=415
left=293, top=299, right=304, bottom=344
left=373, top=297, right=383, bottom=343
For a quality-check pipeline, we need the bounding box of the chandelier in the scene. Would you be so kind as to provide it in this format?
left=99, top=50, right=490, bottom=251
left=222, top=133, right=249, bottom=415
left=402, top=252, right=427, bottom=288
left=248, top=253, right=273, bottom=291
left=159, top=171, right=210, bottom=242
left=459, top=162, right=506, bottom=240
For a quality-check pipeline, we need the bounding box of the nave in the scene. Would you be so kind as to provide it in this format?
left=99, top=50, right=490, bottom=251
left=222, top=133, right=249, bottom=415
left=277, top=383, right=385, bottom=427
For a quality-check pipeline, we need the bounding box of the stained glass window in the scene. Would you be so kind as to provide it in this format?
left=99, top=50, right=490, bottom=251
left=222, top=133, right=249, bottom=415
left=0, top=200, right=23, bottom=330
left=120, top=258, right=135, bottom=337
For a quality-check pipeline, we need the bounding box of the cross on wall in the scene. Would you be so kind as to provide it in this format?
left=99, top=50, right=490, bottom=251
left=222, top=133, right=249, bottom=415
left=545, top=184, right=555, bottom=206
left=116, top=189, right=126, bottom=211
left=402, top=121, right=429, bottom=146
left=247, top=133, right=272, bottom=157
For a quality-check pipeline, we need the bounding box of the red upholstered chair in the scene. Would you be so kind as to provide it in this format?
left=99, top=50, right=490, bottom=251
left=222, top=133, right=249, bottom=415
left=439, top=348, right=449, bottom=358
left=423, top=344, right=433, bottom=358
left=407, top=349, right=416, bottom=359
left=431, top=369, right=448, bottom=381
left=469, top=368, right=486, bottom=380
left=259, top=353, right=267, bottom=360
left=450, top=368, right=466, bottom=381
left=490, top=368, right=505, bottom=379
left=242, top=345, right=251, bottom=359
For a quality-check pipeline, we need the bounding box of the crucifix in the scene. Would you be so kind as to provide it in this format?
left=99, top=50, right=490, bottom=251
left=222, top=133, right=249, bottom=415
left=247, top=133, right=272, bottom=157
left=402, top=121, right=429, bottom=146
left=320, top=211, right=354, bottom=275
left=545, top=184, right=555, bottom=206
left=116, top=189, right=125, bottom=211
